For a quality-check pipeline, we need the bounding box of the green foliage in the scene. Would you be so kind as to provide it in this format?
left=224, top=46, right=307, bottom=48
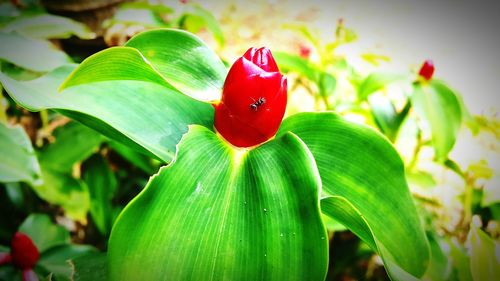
left=82, top=155, right=118, bottom=235
left=125, top=29, right=227, bottom=101
left=1, top=14, right=95, bottom=39
left=109, top=126, right=328, bottom=280
left=0, top=122, right=41, bottom=185
left=357, top=72, right=410, bottom=101
left=278, top=112, right=430, bottom=279
left=411, top=80, right=463, bottom=162
left=0, top=65, right=213, bottom=163
left=0, top=214, right=98, bottom=281
left=469, top=217, right=500, bottom=281
left=19, top=214, right=70, bottom=252
left=0, top=32, right=71, bottom=72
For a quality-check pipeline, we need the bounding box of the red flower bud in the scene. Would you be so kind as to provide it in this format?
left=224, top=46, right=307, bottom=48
left=214, top=47, right=287, bottom=147
left=11, top=232, right=39, bottom=270
left=418, top=59, right=434, bottom=81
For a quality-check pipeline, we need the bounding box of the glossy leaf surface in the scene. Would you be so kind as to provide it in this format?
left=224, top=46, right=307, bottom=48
left=125, top=29, right=227, bottom=101
left=109, top=125, right=328, bottom=281
left=1, top=14, right=95, bottom=39
left=0, top=122, right=41, bottom=185
left=0, top=32, right=71, bottom=72
left=0, top=65, right=214, bottom=163
left=411, top=80, right=462, bottom=162
left=277, top=112, right=429, bottom=280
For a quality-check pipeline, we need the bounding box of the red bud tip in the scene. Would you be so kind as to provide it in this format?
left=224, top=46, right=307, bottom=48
left=418, top=59, right=434, bottom=81
left=11, top=232, right=39, bottom=270
left=299, top=45, right=311, bottom=59
left=214, top=47, right=287, bottom=147
left=243, top=47, right=279, bottom=72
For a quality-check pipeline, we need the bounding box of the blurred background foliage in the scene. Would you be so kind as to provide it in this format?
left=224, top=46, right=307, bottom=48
left=0, top=0, right=498, bottom=280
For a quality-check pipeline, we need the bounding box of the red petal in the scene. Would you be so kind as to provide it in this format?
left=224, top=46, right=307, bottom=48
left=11, top=232, right=39, bottom=270
left=243, top=47, right=279, bottom=72
left=214, top=103, right=269, bottom=147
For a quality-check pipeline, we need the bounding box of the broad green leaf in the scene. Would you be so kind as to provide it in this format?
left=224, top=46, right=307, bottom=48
left=1, top=14, right=95, bottom=39
left=277, top=112, right=430, bottom=280
left=18, top=214, right=70, bottom=253
left=38, top=121, right=104, bottom=173
left=357, top=71, right=409, bottom=100
left=0, top=122, right=41, bottom=185
left=411, top=80, right=462, bottom=162
left=273, top=51, right=318, bottom=82
left=0, top=65, right=214, bottom=163
left=109, top=125, right=328, bottom=281
left=0, top=32, right=71, bottom=72
left=71, top=252, right=107, bottom=281
left=38, top=244, right=97, bottom=281
left=468, top=217, right=500, bottom=281
left=83, top=154, right=117, bottom=235
left=59, top=47, right=173, bottom=91
left=125, top=29, right=227, bottom=101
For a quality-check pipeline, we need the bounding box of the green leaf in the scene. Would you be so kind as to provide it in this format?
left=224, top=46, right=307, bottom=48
left=18, top=214, right=70, bottom=253
left=449, top=240, right=473, bottom=281
left=37, top=168, right=90, bottom=221
left=109, top=125, right=328, bottom=280
left=368, top=94, right=400, bottom=141
left=318, top=71, right=336, bottom=97
left=0, top=65, right=214, bottom=163
left=180, top=4, right=225, bottom=47
left=59, top=47, right=174, bottom=91
left=1, top=14, right=95, bottom=39
left=277, top=112, right=430, bottom=280
left=38, top=244, right=97, bottom=281
left=273, top=51, right=318, bottom=82
left=71, top=252, right=107, bottom=281
left=108, top=141, right=158, bottom=174
left=469, top=217, right=500, bottom=281
left=38, top=121, right=103, bottom=173
left=357, top=72, right=409, bottom=100
left=424, top=233, right=451, bottom=281
left=0, top=32, right=71, bottom=72
left=83, top=154, right=117, bottom=235
left=411, top=80, right=462, bottom=162
left=125, top=29, right=227, bottom=101
left=0, top=122, right=41, bottom=185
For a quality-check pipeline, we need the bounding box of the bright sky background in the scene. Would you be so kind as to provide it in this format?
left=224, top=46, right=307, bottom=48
left=198, top=0, right=499, bottom=115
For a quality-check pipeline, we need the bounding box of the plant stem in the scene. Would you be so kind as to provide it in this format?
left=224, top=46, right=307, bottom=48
left=0, top=88, right=7, bottom=123
left=408, top=127, right=423, bottom=169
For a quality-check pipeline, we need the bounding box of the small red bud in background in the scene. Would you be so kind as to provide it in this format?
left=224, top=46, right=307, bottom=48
left=11, top=232, right=39, bottom=270
left=418, top=59, right=434, bottom=81
left=214, top=47, right=287, bottom=147
left=299, top=45, right=311, bottom=59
